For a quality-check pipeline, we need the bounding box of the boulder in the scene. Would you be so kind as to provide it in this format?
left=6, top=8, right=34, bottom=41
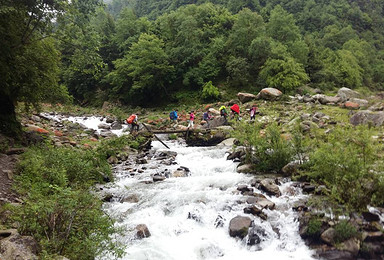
left=26, top=124, right=49, bottom=134
left=0, top=229, right=38, bottom=260
left=153, top=175, right=166, bottom=182
left=337, top=87, right=360, bottom=101
left=110, top=121, right=123, bottom=130
left=247, top=224, right=267, bottom=246
left=349, top=98, right=368, bottom=107
left=339, top=237, right=360, bottom=256
left=344, top=101, right=360, bottom=109
left=237, top=92, right=256, bottom=103
left=135, top=224, right=151, bottom=239
left=236, top=164, right=253, bottom=173
left=121, top=194, right=139, bottom=203
left=246, top=194, right=275, bottom=210
left=99, top=130, right=116, bottom=138
left=97, top=123, right=110, bottom=130
left=208, top=108, right=220, bottom=115
left=317, top=249, right=355, bottom=260
left=256, top=88, right=283, bottom=101
left=202, top=116, right=227, bottom=129
left=228, top=216, right=252, bottom=239
left=350, top=111, right=384, bottom=126
left=281, top=162, right=298, bottom=176
left=259, top=178, right=281, bottom=197
left=320, top=227, right=336, bottom=245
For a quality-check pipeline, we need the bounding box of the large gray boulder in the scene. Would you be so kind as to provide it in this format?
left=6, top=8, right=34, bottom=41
left=350, top=111, right=384, bottom=126
left=259, top=178, right=281, bottom=197
left=237, top=92, right=256, bottom=103
left=337, top=87, right=360, bottom=101
left=256, top=88, right=283, bottom=100
left=246, top=194, right=275, bottom=210
left=0, top=229, right=38, bottom=260
left=228, top=216, right=252, bottom=239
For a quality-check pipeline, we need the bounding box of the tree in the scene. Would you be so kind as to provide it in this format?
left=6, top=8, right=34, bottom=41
left=259, top=56, right=309, bottom=92
left=0, top=0, right=72, bottom=136
left=109, top=33, right=174, bottom=105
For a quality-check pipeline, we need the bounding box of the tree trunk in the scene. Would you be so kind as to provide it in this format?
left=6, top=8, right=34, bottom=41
left=0, top=92, right=22, bottom=138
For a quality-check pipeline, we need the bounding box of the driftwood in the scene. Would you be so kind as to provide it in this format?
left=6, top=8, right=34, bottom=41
left=142, top=124, right=170, bottom=149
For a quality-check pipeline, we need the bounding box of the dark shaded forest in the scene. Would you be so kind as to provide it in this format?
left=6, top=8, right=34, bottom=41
left=1, top=0, right=384, bottom=133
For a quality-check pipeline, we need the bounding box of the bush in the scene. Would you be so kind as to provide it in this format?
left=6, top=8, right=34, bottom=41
left=12, top=145, right=124, bottom=259
left=232, top=122, right=294, bottom=172
left=306, top=217, right=322, bottom=238
left=334, top=220, right=358, bottom=243
left=201, top=81, right=220, bottom=101
left=305, top=125, right=383, bottom=211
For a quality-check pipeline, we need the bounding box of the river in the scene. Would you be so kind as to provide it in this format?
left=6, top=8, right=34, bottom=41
left=100, top=137, right=315, bottom=260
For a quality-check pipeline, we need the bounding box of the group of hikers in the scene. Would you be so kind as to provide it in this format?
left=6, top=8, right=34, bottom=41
left=126, top=103, right=259, bottom=133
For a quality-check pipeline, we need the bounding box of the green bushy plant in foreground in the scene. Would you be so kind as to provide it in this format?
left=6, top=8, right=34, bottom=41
left=232, top=122, right=295, bottom=172
left=12, top=145, right=124, bottom=259
left=334, top=220, right=358, bottom=244
left=305, top=126, right=384, bottom=211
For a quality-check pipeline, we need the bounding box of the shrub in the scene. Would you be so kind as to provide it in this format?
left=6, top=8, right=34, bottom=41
left=13, top=145, right=124, bottom=259
left=232, top=122, right=294, bottom=172
left=334, top=220, right=358, bottom=243
left=306, top=217, right=322, bottom=238
left=306, top=125, right=383, bottom=211
left=201, top=81, right=220, bottom=101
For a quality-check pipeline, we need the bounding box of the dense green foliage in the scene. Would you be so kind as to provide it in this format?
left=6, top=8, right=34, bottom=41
left=2, top=0, right=384, bottom=135
left=8, top=144, right=126, bottom=259
left=304, top=126, right=384, bottom=211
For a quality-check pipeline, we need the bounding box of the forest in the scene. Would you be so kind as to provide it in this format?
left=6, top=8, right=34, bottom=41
left=1, top=0, right=384, bottom=135
left=0, top=0, right=384, bottom=134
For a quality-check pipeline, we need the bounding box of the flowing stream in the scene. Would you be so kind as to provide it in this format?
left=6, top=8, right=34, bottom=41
left=100, top=138, right=315, bottom=260
left=42, top=114, right=315, bottom=259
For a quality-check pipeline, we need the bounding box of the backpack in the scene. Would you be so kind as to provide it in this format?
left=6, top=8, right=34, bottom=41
left=126, top=115, right=136, bottom=124
left=169, top=111, right=176, bottom=120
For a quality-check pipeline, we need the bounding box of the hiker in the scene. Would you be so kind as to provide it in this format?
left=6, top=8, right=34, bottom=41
left=126, top=114, right=139, bottom=133
left=169, top=110, right=178, bottom=128
left=203, top=110, right=213, bottom=127
left=188, top=110, right=195, bottom=128
left=249, top=104, right=258, bottom=121
left=219, top=105, right=227, bottom=120
left=230, top=104, right=240, bottom=120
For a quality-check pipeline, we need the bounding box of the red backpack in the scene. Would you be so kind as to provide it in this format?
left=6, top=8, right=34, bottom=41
left=126, top=115, right=136, bottom=124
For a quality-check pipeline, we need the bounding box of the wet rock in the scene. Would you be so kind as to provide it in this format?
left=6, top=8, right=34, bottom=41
left=214, top=215, right=225, bottom=228
left=337, top=87, right=360, bottom=102
left=246, top=194, right=275, bottom=210
left=99, top=130, right=116, bottom=138
left=362, top=231, right=384, bottom=242
left=136, top=158, right=148, bottom=164
left=186, top=130, right=227, bottom=146
left=362, top=211, right=380, bottom=222
left=172, top=170, right=188, bottom=177
left=153, top=175, right=166, bottom=182
left=317, top=249, right=355, bottom=260
left=188, top=212, right=202, bottom=223
left=237, top=185, right=252, bottom=193
left=229, top=216, right=252, bottom=239
left=111, top=121, right=122, bottom=130
left=237, top=92, right=256, bottom=103
left=98, top=123, right=111, bottom=130
left=0, top=229, right=38, bottom=260
left=227, top=149, right=245, bottom=161
left=199, top=244, right=224, bottom=258
left=339, top=237, right=360, bottom=256
left=247, top=224, right=267, bottom=246
left=350, top=110, right=384, bottom=126
left=259, top=178, right=281, bottom=197
left=302, top=183, right=316, bottom=193
left=105, top=117, right=114, bottom=123
left=321, top=227, right=336, bottom=245
left=102, top=193, right=114, bottom=202
left=135, top=224, right=151, bottom=239
left=256, top=88, right=283, bottom=101
left=236, top=164, right=253, bottom=173
left=121, top=194, right=139, bottom=203
left=243, top=205, right=267, bottom=220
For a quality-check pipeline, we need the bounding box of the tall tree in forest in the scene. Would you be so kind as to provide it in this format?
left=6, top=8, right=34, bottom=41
left=0, top=0, right=71, bottom=136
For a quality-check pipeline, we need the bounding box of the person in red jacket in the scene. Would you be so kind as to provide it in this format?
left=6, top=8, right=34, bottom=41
left=230, top=104, right=240, bottom=120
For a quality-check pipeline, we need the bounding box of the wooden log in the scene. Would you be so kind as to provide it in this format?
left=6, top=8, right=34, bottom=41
left=142, top=124, right=170, bottom=149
